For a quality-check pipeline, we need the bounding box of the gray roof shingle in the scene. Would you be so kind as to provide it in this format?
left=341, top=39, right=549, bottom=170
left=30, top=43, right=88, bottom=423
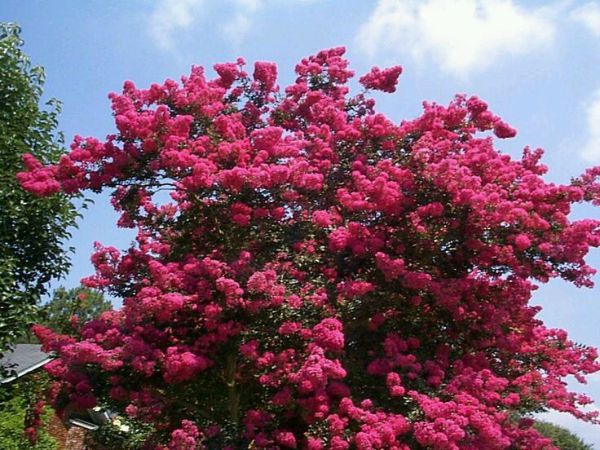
left=0, top=344, right=52, bottom=383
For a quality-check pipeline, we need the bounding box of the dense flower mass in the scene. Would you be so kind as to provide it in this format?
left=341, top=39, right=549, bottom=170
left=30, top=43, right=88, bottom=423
left=19, top=48, right=600, bottom=449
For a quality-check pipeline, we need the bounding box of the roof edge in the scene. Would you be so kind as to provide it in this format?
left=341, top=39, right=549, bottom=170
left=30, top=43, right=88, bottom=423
left=0, top=357, right=53, bottom=384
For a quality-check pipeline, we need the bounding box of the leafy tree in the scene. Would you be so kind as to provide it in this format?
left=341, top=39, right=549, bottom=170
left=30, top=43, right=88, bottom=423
left=40, top=286, right=112, bottom=336
left=534, top=421, right=593, bottom=450
left=22, top=48, right=600, bottom=449
left=0, top=23, right=79, bottom=358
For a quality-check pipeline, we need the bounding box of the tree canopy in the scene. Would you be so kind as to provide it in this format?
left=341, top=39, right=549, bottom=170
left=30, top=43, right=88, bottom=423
left=21, top=48, right=600, bottom=449
left=0, top=23, right=79, bottom=358
left=534, top=421, right=593, bottom=450
left=40, top=286, right=112, bottom=336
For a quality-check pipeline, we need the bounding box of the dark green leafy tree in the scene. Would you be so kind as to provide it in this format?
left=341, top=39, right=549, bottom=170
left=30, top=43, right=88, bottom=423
left=40, top=286, right=112, bottom=336
left=534, top=421, right=593, bottom=450
left=0, top=23, right=79, bottom=358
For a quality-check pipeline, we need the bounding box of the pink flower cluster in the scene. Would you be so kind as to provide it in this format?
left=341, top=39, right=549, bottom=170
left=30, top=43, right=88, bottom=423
left=20, top=47, right=600, bottom=448
left=24, top=397, right=46, bottom=443
left=359, top=66, right=403, bottom=93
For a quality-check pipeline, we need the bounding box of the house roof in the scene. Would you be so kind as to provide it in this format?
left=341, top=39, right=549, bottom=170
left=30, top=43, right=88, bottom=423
left=0, top=344, right=52, bottom=383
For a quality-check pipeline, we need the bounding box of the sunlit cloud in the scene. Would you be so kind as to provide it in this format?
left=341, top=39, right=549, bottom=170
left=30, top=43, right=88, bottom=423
left=581, top=88, right=600, bottom=162
left=147, top=0, right=205, bottom=51
left=356, top=0, right=556, bottom=77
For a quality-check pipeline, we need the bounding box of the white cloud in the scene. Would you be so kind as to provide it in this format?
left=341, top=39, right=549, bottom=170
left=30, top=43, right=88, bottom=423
left=581, top=88, right=600, bottom=162
left=221, top=0, right=315, bottom=47
left=356, top=0, right=557, bottom=77
left=221, top=0, right=264, bottom=47
left=147, top=0, right=312, bottom=51
left=147, top=0, right=204, bottom=51
left=236, top=0, right=263, bottom=8
left=571, top=1, right=600, bottom=37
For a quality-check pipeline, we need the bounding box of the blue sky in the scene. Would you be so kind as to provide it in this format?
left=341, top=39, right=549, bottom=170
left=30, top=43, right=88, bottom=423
left=3, top=0, right=600, bottom=445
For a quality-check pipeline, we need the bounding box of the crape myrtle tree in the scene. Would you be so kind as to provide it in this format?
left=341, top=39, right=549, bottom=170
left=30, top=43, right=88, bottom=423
left=0, top=23, right=79, bottom=358
left=19, top=48, right=600, bottom=449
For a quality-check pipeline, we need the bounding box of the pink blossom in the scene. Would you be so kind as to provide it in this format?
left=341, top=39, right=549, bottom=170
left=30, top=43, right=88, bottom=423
left=359, top=66, right=403, bottom=93
left=254, top=61, right=278, bottom=91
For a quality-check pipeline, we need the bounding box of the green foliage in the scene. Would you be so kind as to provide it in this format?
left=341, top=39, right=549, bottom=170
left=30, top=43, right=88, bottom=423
left=0, top=376, right=58, bottom=450
left=0, top=397, right=58, bottom=450
left=534, top=421, right=593, bottom=450
left=92, top=416, right=155, bottom=450
left=40, top=286, right=112, bottom=335
left=0, top=23, right=79, bottom=358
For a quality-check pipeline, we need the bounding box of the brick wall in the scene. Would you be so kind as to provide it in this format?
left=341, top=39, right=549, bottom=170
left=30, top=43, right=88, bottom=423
left=46, top=413, right=88, bottom=450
